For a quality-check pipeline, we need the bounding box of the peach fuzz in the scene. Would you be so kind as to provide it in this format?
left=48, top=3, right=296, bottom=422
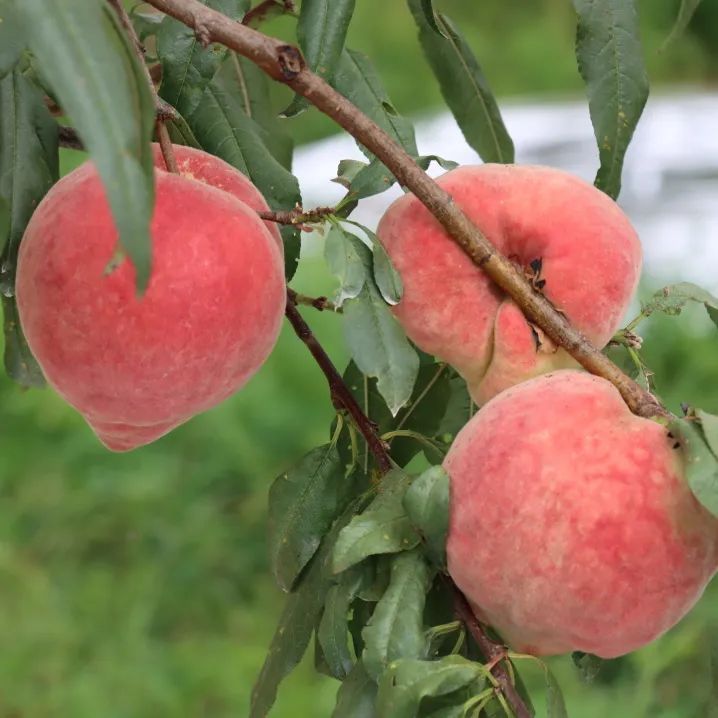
left=151, top=143, right=282, bottom=249
left=445, top=370, right=718, bottom=658
left=376, top=164, right=642, bottom=404
left=16, top=148, right=286, bottom=451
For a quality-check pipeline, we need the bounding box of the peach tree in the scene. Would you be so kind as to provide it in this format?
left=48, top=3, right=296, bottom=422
left=1, top=1, right=718, bottom=716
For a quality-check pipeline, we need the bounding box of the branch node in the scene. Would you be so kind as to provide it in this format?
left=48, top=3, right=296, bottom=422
left=277, top=45, right=304, bottom=80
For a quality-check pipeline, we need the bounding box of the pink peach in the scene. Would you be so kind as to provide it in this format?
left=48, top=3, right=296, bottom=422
left=377, top=165, right=642, bottom=403
left=16, top=147, right=285, bottom=451
left=445, top=370, right=718, bottom=658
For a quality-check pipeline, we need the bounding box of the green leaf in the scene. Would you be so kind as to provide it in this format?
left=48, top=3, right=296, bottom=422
left=268, top=443, right=352, bottom=592
left=332, top=661, right=378, bottom=718
left=344, top=281, right=420, bottom=415
left=669, top=417, right=718, bottom=517
left=324, top=226, right=369, bottom=306
left=2, top=295, right=44, bottom=386
left=437, top=370, right=474, bottom=439
left=408, top=0, right=514, bottom=164
left=0, top=1, right=24, bottom=78
left=187, top=60, right=302, bottom=279
left=416, top=154, right=459, bottom=172
left=571, top=651, right=604, bottom=683
left=334, top=48, right=418, bottom=158
left=0, top=196, right=8, bottom=256
left=164, top=113, right=201, bottom=149
left=345, top=158, right=397, bottom=201
left=663, top=0, right=703, bottom=49
left=697, top=410, right=718, bottom=458
left=284, top=0, right=356, bottom=117
left=0, top=68, right=57, bottom=386
left=229, top=53, right=294, bottom=169
left=372, top=241, right=403, bottom=306
left=571, top=0, right=649, bottom=199
left=318, top=568, right=363, bottom=679
left=251, top=499, right=358, bottom=718
left=543, top=664, right=569, bottom=718
left=15, top=0, right=155, bottom=290
left=130, top=7, right=164, bottom=43
left=376, top=656, right=483, bottom=718
left=403, top=466, right=449, bottom=567
left=640, top=282, right=718, bottom=325
left=157, top=0, right=242, bottom=118
left=334, top=159, right=368, bottom=188
left=414, top=0, right=446, bottom=37
left=362, top=549, right=432, bottom=680
left=333, top=469, right=419, bottom=573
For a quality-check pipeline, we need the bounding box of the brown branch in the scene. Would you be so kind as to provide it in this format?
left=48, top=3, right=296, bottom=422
left=58, top=126, right=84, bottom=151
left=258, top=204, right=335, bottom=226
left=143, top=0, right=667, bottom=422
left=292, top=292, right=341, bottom=313
left=106, top=0, right=178, bottom=171
left=285, top=289, right=390, bottom=473
left=242, top=0, right=295, bottom=28
left=452, top=585, right=532, bottom=718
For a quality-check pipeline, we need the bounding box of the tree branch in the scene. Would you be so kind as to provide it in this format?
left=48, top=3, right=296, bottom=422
left=143, top=0, right=665, bottom=421
left=292, top=292, right=341, bottom=313
left=452, top=584, right=532, bottom=718
left=285, top=289, right=389, bottom=473
left=58, top=126, right=84, bottom=150
left=258, top=205, right=336, bottom=225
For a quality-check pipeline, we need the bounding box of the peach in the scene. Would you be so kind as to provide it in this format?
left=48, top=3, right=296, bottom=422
left=377, top=165, right=642, bottom=403
left=445, top=370, right=718, bottom=658
left=15, top=146, right=285, bottom=451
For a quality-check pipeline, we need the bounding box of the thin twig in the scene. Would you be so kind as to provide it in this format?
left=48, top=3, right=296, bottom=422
left=242, top=0, right=295, bottom=28
left=452, top=584, right=532, bottom=718
left=144, top=0, right=667, bottom=422
left=258, top=205, right=336, bottom=225
left=106, top=0, right=178, bottom=171
left=292, top=292, right=341, bottom=313
left=284, top=289, right=391, bottom=473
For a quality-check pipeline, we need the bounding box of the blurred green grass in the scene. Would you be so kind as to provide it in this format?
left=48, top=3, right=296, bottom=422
left=3, top=1, right=718, bottom=714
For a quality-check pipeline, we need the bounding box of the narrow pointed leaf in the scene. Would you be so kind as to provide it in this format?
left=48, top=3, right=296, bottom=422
left=572, top=0, right=649, bottom=199
left=344, top=281, right=420, bottom=415
left=669, top=417, right=718, bottom=517
left=14, top=0, right=156, bottom=289
left=408, top=0, right=514, bottom=163
left=362, top=550, right=432, bottom=679
left=0, top=1, right=24, bottom=78
left=334, top=49, right=418, bottom=158
left=157, top=0, right=245, bottom=118
left=403, top=466, right=449, bottom=567
left=333, top=470, right=419, bottom=573
left=251, top=500, right=358, bottom=718
left=663, top=0, right=703, bottom=49
left=268, top=444, right=350, bottom=592
left=640, top=282, right=718, bottom=325
left=332, top=661, right=378, bottom=718
left=0, top=68, right=57, bottom=386
left=284, top=0, right=356, bottom=117
left=187, top=60, right=301, bottom=278
left=324, top=227, right=368, bottom=306
left=376, top=656, right=483, bottom=718
left=317, top=569, right=363, bottom=679
left=372, top=241, right=403, bottom=306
